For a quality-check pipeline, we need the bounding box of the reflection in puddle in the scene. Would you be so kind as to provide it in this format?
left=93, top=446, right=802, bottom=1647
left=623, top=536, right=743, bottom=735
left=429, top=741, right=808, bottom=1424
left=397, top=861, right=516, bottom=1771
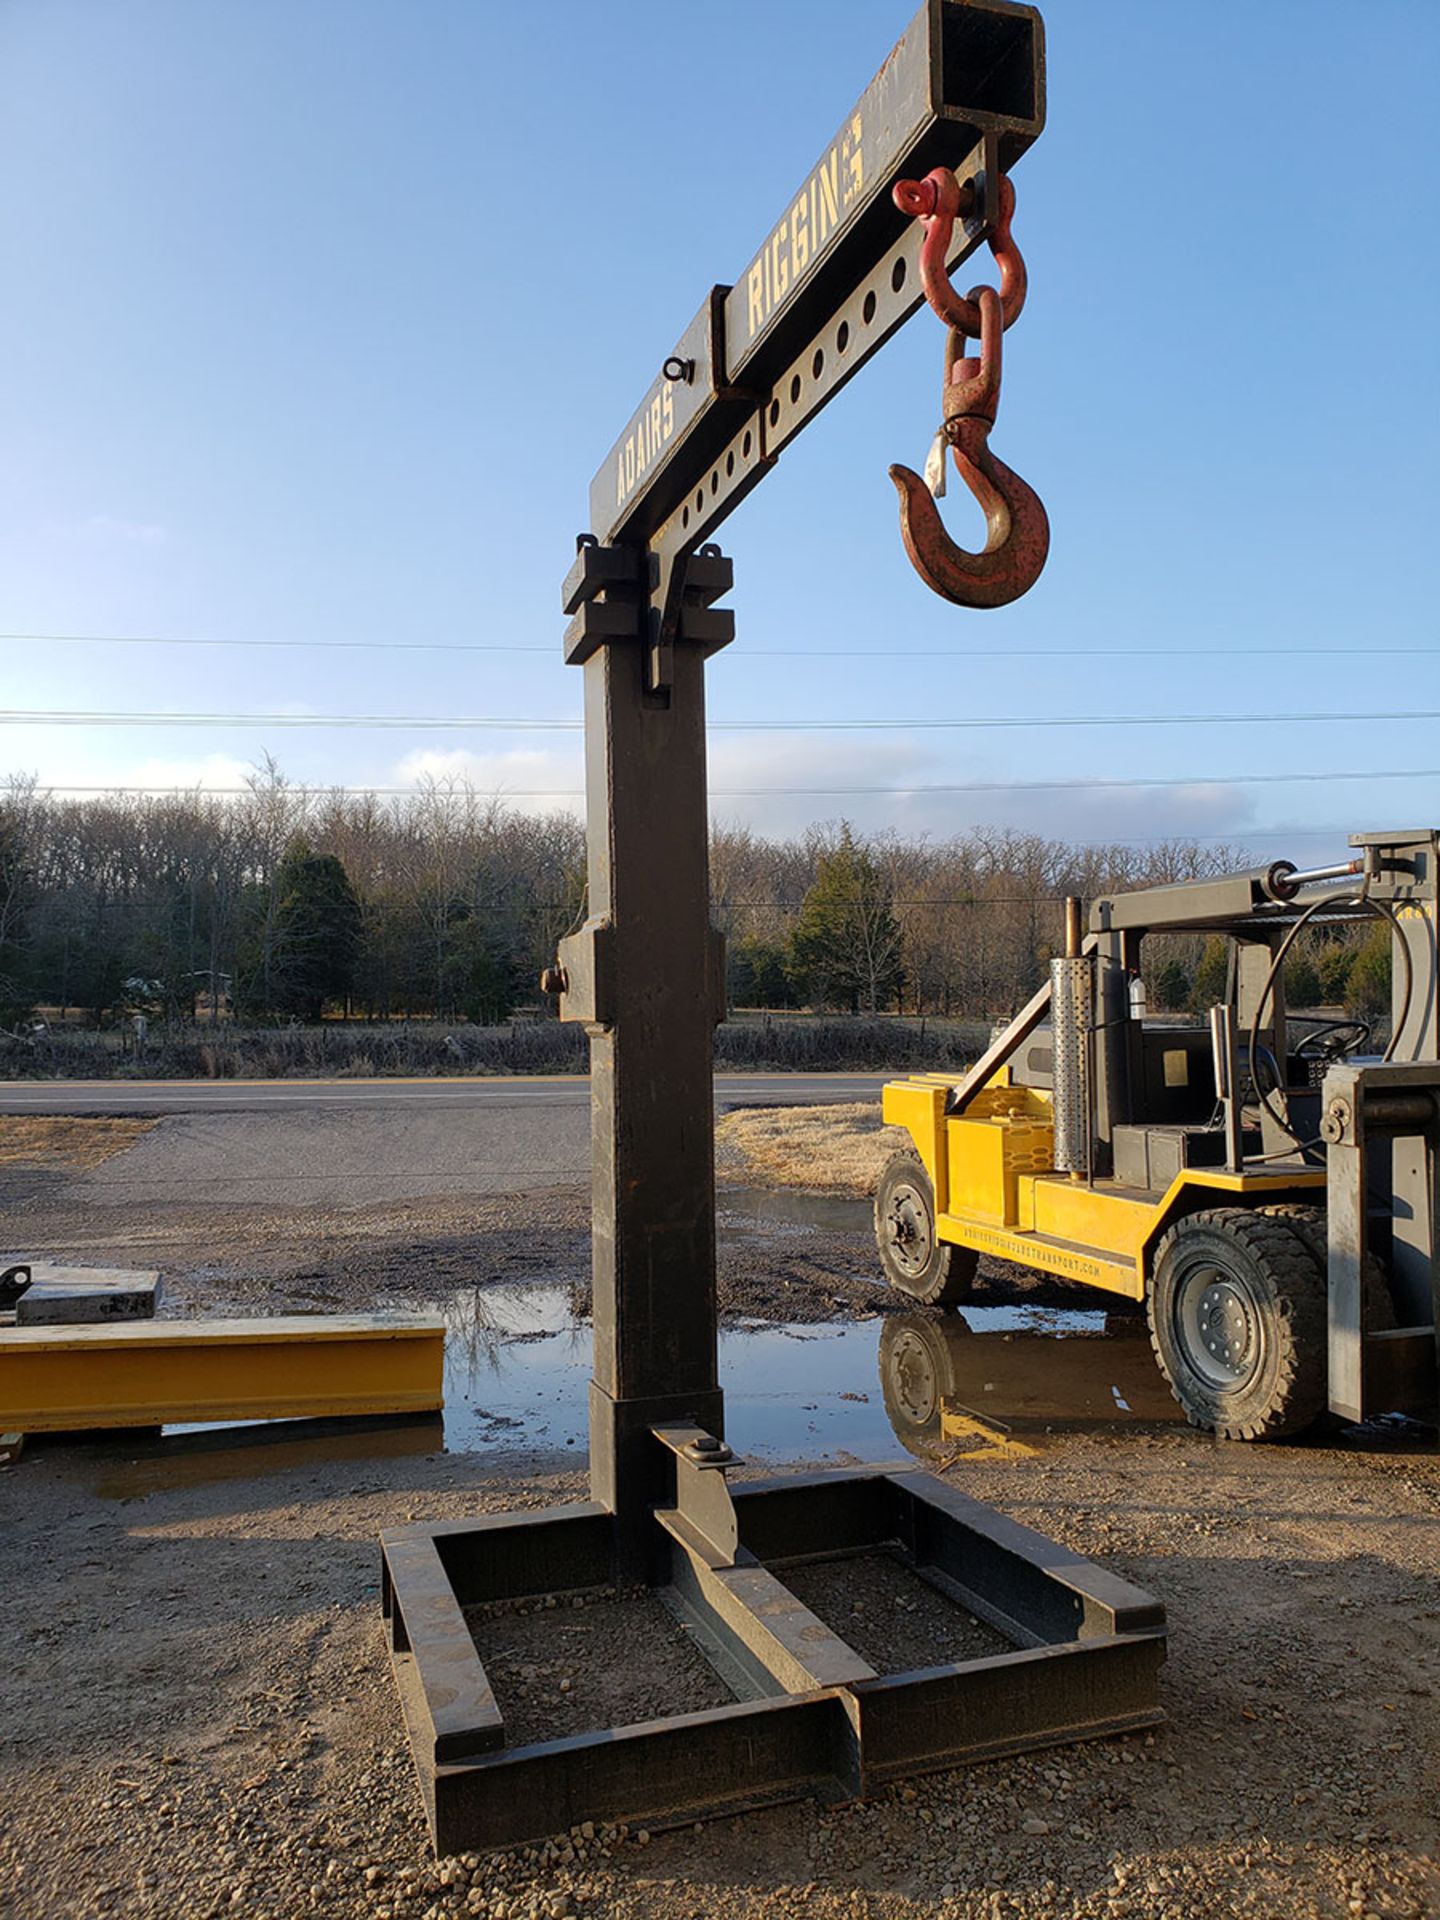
left=718, top=1187, right=872, bottom=1234
left=78, top=1276, right=1180, bottom=1496
left=85, top=1413, right=444, bottom=1500
left=439, top=1283, right=1179, bottom=1463
left=441, top=1282, right=899, bottom=1459
left=877, top=1310, right=1179, bottom=1460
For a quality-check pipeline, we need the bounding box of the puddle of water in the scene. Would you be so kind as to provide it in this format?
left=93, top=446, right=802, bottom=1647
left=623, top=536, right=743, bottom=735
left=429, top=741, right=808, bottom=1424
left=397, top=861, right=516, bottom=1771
left=877, top=1309, right=1179, bottom=1459
left=439, top=1283, right=1178, bottom=1463
left=718, top=1185, right=871, bottom=1234
left=79, top=1282, right=1178, bottom=1497
left=82, top=1413, right=444, bottom=1500
left=445, top=1291, right=912, bottom=1461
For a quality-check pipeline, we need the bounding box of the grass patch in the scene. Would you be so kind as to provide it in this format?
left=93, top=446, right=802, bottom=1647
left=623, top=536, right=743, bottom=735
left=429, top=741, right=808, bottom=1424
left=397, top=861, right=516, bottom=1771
left=0, top=1015, right=984, bottom=1081
left=717, top=1101, right=907, bottom=1196
left=0, top=1116, right=157, bottom=1169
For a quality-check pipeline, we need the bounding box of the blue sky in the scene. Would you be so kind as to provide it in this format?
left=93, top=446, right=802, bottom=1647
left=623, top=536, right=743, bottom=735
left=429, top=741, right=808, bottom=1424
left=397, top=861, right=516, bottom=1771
left=2, top=0, right=1437, bottom=858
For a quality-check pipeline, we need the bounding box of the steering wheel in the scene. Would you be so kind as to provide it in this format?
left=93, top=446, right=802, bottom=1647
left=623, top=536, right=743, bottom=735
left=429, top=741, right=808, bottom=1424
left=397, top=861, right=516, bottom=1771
left=1292, top=1018, right=1370, bottom=1064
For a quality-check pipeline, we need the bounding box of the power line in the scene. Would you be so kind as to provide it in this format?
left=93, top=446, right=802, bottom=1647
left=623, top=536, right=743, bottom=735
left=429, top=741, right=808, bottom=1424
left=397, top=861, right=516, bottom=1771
left=4, top=629, right=1440, bottom=663
left=10, top=767, right=1440, bottom=797
left=0, top=786, right=1361, bottom=843
left=0, top=632, right=546, bottom=654
left=0, top=791, right=1360, bottom=847
left=3, top=706, right=1440, bottom=733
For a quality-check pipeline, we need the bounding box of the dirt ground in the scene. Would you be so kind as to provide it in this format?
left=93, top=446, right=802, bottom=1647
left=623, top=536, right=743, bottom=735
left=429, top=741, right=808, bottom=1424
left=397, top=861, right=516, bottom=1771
left=2, top=1120, right=1438, bottom=1920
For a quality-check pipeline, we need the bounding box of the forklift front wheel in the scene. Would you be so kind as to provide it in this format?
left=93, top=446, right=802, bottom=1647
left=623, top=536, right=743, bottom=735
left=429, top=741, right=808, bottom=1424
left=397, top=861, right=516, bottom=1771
left=1147, top=1208, right=1327, bottom=1441
left=874, top=1153, right=978, bottom=1306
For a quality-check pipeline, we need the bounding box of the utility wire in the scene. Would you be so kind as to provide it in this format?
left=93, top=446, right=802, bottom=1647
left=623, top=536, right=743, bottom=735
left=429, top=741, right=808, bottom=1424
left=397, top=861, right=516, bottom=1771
left=0, top=788, right=1361, bottom=845
left=3, top=630, right=1440, bottom=662
left=11, top=767, right=1440, bottom=797
left=31, top=896, right=1353, bottom=914
left=4, top=706, right=1440, bottom=733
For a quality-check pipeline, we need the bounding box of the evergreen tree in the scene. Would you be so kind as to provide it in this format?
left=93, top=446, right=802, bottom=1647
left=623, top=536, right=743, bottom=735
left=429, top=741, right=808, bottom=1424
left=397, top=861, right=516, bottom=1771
left=1318, top=941, right=1354, bottom=1007
left=1283, top=952, right=1323, bottom=1010
left=446, top=910, right=518, bottom=1024
left=263, top=839, right=363, bottom=1021
left=787, top=826, right=902, bottom=1013
left=1151, top=958, right=1191, bottom=1012
left=0, top=813, right=33, bottom=1027
left=728, top=938, right=795, bottom=1009
left=1346, top=924, right=1392, bottom=1018
left=1189, top=936, right=1229, bottom=1013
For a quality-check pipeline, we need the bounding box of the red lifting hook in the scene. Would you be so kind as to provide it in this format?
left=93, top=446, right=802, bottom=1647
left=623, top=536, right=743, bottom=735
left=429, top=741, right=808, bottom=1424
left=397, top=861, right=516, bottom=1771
left=888, top=168, right=1048, bottom=609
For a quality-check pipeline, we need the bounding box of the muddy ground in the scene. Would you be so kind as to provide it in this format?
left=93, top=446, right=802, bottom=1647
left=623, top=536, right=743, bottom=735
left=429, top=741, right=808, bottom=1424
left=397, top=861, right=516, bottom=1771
left=1, top=1123, right=1438, bottom=1920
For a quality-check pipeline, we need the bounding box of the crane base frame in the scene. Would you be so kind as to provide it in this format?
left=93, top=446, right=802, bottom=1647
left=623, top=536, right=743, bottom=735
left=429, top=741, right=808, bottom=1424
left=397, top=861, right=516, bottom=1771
left=382, top=1455, right=1166, bottom=1855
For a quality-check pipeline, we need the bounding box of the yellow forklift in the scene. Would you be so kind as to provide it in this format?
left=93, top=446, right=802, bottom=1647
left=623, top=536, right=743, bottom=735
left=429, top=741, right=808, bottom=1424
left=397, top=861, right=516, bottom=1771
left=877, top=830, right=1440, bottom=1439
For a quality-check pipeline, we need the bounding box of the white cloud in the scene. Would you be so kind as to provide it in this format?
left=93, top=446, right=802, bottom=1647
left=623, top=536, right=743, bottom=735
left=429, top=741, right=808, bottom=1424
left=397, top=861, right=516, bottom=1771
left=391, top=744, right=584, bottom=813
left=10, top=723, right=1258, bottom=852
left=2, top=749, right=266, bottom=795
left=706, top=731, right=1259, bottom=845
left=117, top=752, right=260, bottom=792
left=387, top=733, right=1262, bottom=847
left=77, top=514, right=169, bottom=549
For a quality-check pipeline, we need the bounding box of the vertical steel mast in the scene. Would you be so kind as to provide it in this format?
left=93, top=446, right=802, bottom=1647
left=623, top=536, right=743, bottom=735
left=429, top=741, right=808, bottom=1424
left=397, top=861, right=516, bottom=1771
left=554, top=0, right=1047, bottom=1534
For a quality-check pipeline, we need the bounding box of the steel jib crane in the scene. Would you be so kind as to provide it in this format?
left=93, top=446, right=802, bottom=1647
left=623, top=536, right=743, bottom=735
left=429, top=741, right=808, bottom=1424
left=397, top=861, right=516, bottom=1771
left=382, top=3, right=1167, bottom=1858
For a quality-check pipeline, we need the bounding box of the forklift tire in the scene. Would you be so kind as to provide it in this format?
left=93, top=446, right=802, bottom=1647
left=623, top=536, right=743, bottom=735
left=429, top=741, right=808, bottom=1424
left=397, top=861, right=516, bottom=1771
left=1147, top=1207, right=1327, bottom=1441
left=1256, top=1202, right=1399, bottom=1330
left=873, top=1152, right=978, bottom=1306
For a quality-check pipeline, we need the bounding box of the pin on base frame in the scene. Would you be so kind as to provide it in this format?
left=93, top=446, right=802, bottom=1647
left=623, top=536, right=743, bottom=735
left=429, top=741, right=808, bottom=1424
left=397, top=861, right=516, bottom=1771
left=382, top=1433, right=1166, bottom=1856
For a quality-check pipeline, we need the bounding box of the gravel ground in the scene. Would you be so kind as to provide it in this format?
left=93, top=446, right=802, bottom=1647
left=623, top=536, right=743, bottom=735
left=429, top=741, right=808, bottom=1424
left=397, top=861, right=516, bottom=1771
left=1, top=1174, right=905, bottom=1328
left=779, top=1552, right=1011, bottom=1672
left=3, top=1424, right=1437, bottom=1920
left=465, top=1590, right=734, bottom=1746
left=2, top=1124, right=1438, bottom=1919
left=0, top=1159, right=1101, bottom=1331
left=0, top=1105, right=593, bottom=1210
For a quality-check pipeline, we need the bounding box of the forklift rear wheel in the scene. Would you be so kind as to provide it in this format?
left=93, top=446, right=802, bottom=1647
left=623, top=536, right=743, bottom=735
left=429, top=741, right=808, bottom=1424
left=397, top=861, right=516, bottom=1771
left=873, top=1153, right=978, bottom=1306
left=1147, top=1207, right=1327, bottom=1441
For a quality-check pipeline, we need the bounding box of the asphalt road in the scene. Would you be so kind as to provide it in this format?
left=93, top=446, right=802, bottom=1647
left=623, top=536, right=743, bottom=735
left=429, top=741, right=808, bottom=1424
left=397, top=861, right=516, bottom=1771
left=0, top=1072, right=890, bottom=1115
left=0, top=1073, right=894, bottom=1207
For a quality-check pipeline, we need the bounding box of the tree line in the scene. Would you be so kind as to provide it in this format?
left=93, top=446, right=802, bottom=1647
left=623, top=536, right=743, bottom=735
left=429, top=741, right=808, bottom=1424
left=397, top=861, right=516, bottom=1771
left=0, top=770, right=1387, bottom=1030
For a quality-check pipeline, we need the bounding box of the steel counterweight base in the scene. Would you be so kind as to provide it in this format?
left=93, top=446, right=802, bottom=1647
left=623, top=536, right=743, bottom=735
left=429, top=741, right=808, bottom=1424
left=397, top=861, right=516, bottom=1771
left=381, top=1464, right=1167, bottom=1856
